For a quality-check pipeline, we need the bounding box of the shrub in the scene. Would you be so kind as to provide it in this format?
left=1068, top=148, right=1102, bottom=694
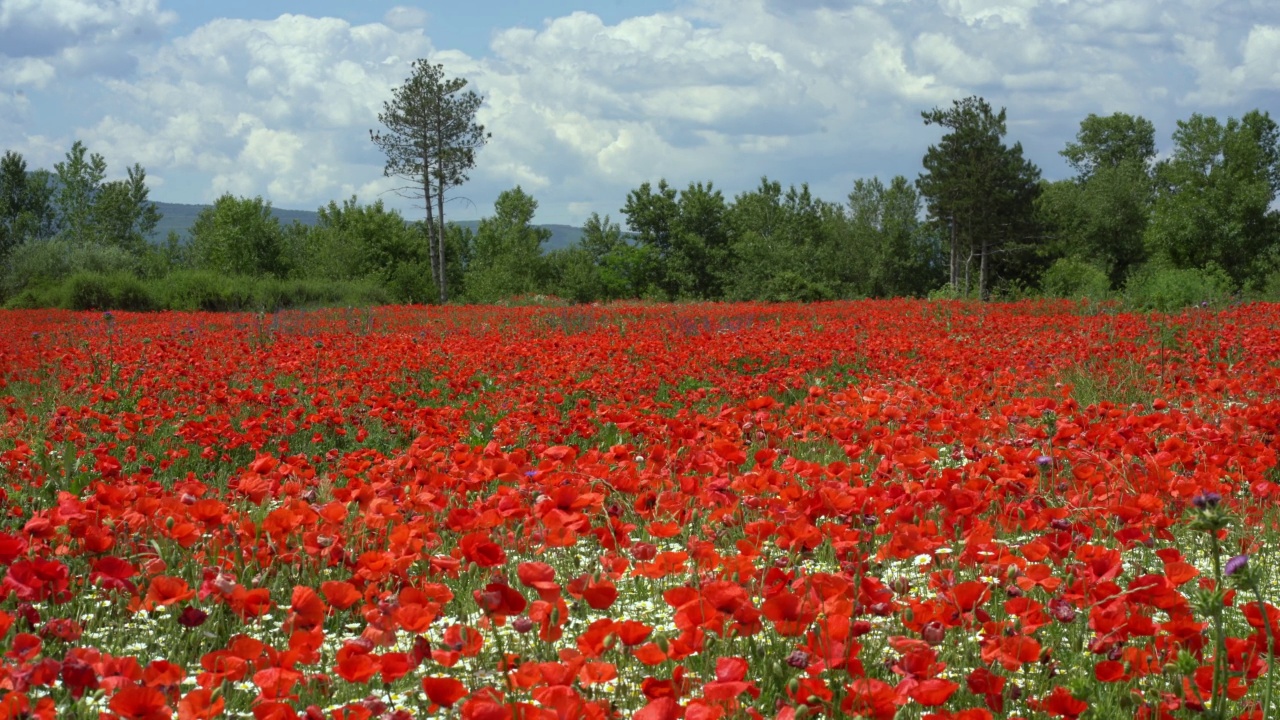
left=62, top=272, right=156, bottom=311
left=149, top=270, right=236, bottom=311
left=761, top=271, right=834, bottom=303
left=1124, top=263, right=1234, bottom=311
left=1041, top=257, right=1112, bottom=300
left=2, top=238, right=138, bottom=299
left=64, top=272, right=115, bottom=310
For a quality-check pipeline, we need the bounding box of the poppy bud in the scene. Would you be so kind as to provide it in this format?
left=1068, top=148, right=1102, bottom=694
left=177, top=606, right=208, bottom=628
left=921, top=621, right=946, bottom=645
left=1048, top=598, right=1076, bottom=623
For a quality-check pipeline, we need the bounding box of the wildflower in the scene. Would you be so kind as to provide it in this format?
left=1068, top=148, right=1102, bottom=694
left=1191, top=491, right=1221, bottom=509
left=1036, top=455, right=1052, bottom=467
left=1224, top=554, right=1248, bottom=577
left=787, top=650, right=810, bottom=668
left=177, top=606, right=208, bottom=628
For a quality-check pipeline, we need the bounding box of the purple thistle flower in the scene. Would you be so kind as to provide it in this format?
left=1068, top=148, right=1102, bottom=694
left=1036, top=455, right=1053, bottom=467
left=1192, top=491, right=1222, bottom=509
left=1225, top=554, right=1249, bottom=577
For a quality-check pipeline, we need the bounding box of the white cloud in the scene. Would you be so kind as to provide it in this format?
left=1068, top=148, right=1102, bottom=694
left=74, top=14, right=432, bottom=205
left=0, top=0, right=175, bottom=82
left=5, top=0, right=1276, bottom=225
left=913, top=33, right=997, bottom=86
left=383, top=6, right=428, bottom=31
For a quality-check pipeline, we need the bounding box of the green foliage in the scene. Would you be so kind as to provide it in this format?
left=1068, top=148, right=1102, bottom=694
left=59, top=270, right=393, bottom=312
left=1146, top=110, right=1280, bottom=287
left=2, top=237, right=138, bottom=299
left=305, top=196, right=423, bottom=284
left=54, top=141, right=108, bottom=247
left=1062, top=113, right=1157, bottom=178
left=371, top=60, right=489, bottom=303
left=1123, top=263, right=1234, bottom=311
left=4, top=143, right=159, bottom=270
left=918, top=96, right=1043, bottom=298
left=386, top=261, right=436, bottom=305
left=64, top=272, right=155, bottom=311
left=1249, top=266, right=1280, bottom=301
left=1041, top=257, right=1112, bottom=300
left=620, top=180, right=736, bottom=300
left=1, top=151, right=57, bottom=259
left=189, top=194, right=290, bottom=278
left=760, top=270, right=834, bottom=303
left=1039, top=115, right=1157, bottom=288
left=463, top=187, right=551, bottom=303
left=137, top=231, right=190, bottom=280
left=845, top=175, right=945, bottom=297
left=722, top=179, right=851, bottom=300
left=92, top=163, right=161, bottom=255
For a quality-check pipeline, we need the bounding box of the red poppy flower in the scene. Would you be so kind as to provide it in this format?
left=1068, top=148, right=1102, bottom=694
left=475, top=581, right=527, bottom=618
left=421, top=677, right=467, bottom=707
left=280, top=585, right=327, bottom=633
left=109, top=685, right=173, bottom=720
left=320, top=581, right=362, bottom=610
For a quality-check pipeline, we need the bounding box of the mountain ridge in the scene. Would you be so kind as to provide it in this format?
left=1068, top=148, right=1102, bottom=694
left=150, top=201, right=585, bottom=251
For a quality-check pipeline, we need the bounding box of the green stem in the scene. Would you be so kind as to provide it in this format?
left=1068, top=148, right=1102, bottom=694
left=1210, top=533, right=1227, bottom=719
left=1252, top=586, right=1275, bottom=720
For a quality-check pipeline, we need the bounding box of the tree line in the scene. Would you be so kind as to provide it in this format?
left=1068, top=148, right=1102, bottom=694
left=2, top=66, right=1278, bottom=311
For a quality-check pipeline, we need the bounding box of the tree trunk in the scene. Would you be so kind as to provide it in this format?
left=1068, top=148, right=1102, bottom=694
left=435, top=162, right=448, bottom=304
left=949, top=214, right=958, bottom=289
left=979, top=233, right=989, bottom=301
left=423, top=175, right=438, bottom=299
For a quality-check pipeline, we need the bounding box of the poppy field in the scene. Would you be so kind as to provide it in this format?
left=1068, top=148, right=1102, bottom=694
left=1, top=300, right=1278, bottom=720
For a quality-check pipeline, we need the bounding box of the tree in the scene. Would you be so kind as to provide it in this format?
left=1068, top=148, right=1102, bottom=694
left=92, top=163, right=161, bottom=256
left=306, top=196, right=422, bottom=284
left=557, top=212, right=644, bottom=301
left=620, top=180, right=680, bottom=299
left=847, top=176, right=944, bottom=297
left=54, top=141, right=107, bottom=246
left=621, top=180, right=731, bottom=300
left=725, top=178, right=841, bottom=300
left=1, top=151, right=57, bottom=261
left=464, top=187, right=551, bottom=302
left=917, top=96, right=1042, bottom=298
left=189, top=194, right=289, bottom=278
left=1062, top=113, right=1156, bottom=179
left=1038, top=113, right=1156, bottom=286
left=1146, top=110, right=1280, bottom=287
left=371, top=61, right=489, bottom=303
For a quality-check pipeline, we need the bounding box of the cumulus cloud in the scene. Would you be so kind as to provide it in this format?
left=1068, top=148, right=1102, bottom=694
left=77, top=14, right=432, bottom=204
left=384, top=6, right=428, bottom=31
left=5, top=0, right=1276, bottom=225
left=0, top=0, right=175, bottom=85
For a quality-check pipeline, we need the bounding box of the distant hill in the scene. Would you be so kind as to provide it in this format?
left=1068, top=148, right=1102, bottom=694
left=151, top=201, right=584, bottom=252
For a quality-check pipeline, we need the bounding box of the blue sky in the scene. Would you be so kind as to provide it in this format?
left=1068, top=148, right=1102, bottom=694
left=2, top=0, right=1277, bottom=225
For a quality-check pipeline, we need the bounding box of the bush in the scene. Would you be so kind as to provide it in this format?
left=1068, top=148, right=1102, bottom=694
left=2, top=238, right=138, bottom=299
left=1041, top=257, right=1112, bottom=300
left=149, top=270, right=238, bottom=311
left=63, top=272, right=156, bottom=311
left=761, top=271, right=834, bottom=303
left=1243, top=266, right=1280, bottom=302
left=387, top=261, right=435, bottom=304
left=1123, top=263, right=1234, bottom=311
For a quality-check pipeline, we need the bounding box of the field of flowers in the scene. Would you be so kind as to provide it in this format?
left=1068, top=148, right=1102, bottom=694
left=0, top=300, right=1278, bottom=720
